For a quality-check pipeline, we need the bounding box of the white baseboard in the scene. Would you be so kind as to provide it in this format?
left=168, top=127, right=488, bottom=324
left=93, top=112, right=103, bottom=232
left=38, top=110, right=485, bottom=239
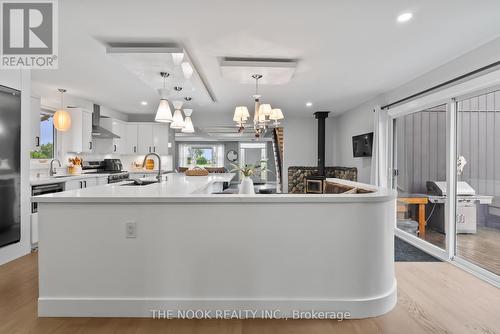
left=38, top=280, right=397, bottom=319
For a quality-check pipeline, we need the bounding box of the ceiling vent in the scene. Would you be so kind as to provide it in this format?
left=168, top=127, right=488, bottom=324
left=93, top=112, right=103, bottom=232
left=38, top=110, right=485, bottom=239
left=220, top=57, right=298, bottom=84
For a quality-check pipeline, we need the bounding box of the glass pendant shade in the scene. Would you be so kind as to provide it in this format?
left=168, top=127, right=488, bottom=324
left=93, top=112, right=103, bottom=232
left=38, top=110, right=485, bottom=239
left=269, top=108, right=284, bottom=120
left=155, top=99, right=173, bottom=123
left=53, top=109, right=71, bottom=131
left=170, top=109, right=185, bottom=129
left=181, top=116, right=195, bottom=133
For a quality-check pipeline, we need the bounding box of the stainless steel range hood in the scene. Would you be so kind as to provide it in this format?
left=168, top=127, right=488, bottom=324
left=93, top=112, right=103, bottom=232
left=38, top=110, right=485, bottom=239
left=91, top=104, right=120, bottom=139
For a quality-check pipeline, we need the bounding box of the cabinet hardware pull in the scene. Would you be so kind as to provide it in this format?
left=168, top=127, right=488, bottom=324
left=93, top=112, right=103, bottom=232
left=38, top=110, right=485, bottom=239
left=153, top=146, right=155, bottom=153
left=149, top=147, right=151, bottom=153
left=134, top=146, right=136, bottom=153
left=79, top=181, right=83, bottom=188
left=114, top=144, right=117, bottom=152
left=84, top=181, right=87, bottom=188
left=89, top=142, right=93, bottom=150
left=35, top=136, right=40, bottom=147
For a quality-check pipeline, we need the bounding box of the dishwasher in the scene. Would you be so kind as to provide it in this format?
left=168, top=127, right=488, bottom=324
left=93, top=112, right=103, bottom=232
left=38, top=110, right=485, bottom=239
left=31, top=183, right=64, bottom=249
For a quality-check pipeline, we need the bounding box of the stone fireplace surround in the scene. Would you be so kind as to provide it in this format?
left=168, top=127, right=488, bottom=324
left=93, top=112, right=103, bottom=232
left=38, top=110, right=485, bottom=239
left=288, top=166, right=358, bottom=193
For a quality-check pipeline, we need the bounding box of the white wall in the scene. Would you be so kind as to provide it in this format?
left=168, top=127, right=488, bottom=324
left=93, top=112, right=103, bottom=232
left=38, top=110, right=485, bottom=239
left=334, top=97, right=384, bottom=183
left=334, top=35, right=500, bottom=184
left=0, top=70, right=32, bottom=265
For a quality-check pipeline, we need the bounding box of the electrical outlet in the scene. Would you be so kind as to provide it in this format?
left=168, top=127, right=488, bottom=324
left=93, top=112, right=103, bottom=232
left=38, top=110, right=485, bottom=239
left=126, top=222, right=136, bottom=238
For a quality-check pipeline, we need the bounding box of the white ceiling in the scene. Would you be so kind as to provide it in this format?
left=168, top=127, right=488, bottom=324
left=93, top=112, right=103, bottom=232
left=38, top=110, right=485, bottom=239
left=32, top=0, right=500, bottom=119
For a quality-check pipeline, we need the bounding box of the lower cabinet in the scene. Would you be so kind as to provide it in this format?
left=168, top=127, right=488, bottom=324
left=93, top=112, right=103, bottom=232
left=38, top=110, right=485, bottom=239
left=65, top=179, right=83, bottom=190
left=64, top=177, right=101, bottom=190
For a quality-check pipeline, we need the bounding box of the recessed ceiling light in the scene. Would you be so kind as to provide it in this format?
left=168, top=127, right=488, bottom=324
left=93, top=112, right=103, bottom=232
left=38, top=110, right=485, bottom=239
left=140, top=101, right=148, bottom=106
left=306, top=102, right=313, bottom=107
left=397, top=12, right=413, bottom=23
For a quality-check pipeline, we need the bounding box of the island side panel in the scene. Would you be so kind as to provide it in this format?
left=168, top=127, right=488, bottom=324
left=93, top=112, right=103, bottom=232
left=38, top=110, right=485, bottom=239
left=37, top=199, right=396, bottom=318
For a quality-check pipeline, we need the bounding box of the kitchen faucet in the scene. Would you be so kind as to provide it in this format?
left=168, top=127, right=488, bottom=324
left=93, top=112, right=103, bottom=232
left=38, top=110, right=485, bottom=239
left=142, top=153, right=162, bottom=182
left=49, top=159, right=61, bottom=176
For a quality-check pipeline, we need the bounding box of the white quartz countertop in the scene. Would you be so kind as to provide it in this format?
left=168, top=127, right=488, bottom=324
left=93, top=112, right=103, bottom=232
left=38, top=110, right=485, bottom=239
left=32, top=175, right=395, bottom=203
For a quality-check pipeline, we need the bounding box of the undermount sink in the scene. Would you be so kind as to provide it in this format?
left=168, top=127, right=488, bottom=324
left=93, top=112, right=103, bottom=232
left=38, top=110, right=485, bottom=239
left=121, top=180, right=159, bottom=186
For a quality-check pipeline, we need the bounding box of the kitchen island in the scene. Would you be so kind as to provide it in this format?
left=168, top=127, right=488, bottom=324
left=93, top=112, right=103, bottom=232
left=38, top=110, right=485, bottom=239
left=32, top=176, right=397, bottom=319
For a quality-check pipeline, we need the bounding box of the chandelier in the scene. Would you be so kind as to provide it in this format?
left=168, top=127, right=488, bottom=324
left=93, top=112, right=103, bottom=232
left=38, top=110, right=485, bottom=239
left=233, top=74, right=284, bottom=138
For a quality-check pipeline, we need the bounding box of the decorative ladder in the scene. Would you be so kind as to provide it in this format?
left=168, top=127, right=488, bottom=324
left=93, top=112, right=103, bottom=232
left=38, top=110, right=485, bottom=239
left=272, top=127, right=284, bottom=192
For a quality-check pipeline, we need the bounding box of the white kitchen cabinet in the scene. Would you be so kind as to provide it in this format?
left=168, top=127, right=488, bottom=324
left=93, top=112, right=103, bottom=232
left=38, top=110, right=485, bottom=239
left=137, top=123, right=154, bottom=154
left=100, top=118, right=125, bottom=154
left=121, top=122, right=170, bottom=155
left=64, top=179, right=83, bottom=190
left=124, top=123, right=138, bottom=154
left=152, top=124, right=169, bottom=155
left=84, top=178, right=97, bottom=187
left=64, top=177, right=97, bottom=190
left=63, top=108, right=94, bottom=153
left=113, top=120, right=125, bottom=154
left=30, top=96, right=41, bottom=150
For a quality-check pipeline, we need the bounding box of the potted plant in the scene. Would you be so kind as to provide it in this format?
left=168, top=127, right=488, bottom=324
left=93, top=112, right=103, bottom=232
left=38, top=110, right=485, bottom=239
left=230, top=162, right=272, bottom=195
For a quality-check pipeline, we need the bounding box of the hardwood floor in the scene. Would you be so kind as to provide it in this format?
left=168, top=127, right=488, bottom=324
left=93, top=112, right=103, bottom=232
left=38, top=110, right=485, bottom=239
left=0, top=252, right=499, bottom=333
left=423, top=226, right=500, bottom=275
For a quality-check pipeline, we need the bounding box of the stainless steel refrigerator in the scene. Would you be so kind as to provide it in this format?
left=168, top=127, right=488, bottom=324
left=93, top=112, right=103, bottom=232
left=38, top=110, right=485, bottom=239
left=0, top=85, right=21, bottom=248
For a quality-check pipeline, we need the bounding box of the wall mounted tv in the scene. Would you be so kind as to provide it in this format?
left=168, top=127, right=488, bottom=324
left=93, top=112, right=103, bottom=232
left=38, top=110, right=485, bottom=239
left=352, top=132, right=373, bottom=157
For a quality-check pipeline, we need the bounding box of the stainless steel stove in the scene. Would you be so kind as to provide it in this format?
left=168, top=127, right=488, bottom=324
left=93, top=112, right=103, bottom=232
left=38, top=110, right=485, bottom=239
left=82, top=159, right=129, bottom=184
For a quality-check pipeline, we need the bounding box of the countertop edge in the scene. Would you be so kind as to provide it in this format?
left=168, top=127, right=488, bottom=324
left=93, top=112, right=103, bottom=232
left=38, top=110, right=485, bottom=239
left=32, top=191, right=397, bottom=204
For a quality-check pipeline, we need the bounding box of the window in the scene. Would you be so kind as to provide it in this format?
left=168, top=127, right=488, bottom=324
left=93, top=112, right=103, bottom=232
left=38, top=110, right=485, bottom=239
left=30, top=112, right=55, bottom=159
left=178, top=144, right=224, bottom=168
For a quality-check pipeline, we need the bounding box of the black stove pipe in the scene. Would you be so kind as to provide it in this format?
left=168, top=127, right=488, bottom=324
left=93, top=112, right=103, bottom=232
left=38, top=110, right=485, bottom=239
left=313, top=111, right=330, bottom=176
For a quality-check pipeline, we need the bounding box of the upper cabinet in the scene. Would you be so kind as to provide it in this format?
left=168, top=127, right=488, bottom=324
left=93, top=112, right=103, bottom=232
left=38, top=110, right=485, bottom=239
left=63, top=108, right=93, bottom=153
left=30, top=96, right=41, bottom=151
left=137, top=123, right=153, bottom=154
left=124, top=123, right=138, bottom=154
left=60, top=115, right=170, bottom=156
left=152, top=124, right=169, bottom=155
left=99, top=118, right=125, bottom=154
left=130, top=123, right=169, bottom=155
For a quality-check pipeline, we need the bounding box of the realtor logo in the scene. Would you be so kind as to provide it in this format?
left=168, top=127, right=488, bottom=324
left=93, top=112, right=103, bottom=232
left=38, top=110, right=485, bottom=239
left=1, top=0, right=58, bottom=68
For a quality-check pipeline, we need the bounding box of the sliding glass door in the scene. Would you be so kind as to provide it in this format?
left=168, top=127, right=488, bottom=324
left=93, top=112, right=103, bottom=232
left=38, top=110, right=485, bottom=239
left=456, top=89, right=500, bottom=276
left=393, top=104, right=448, bottom=252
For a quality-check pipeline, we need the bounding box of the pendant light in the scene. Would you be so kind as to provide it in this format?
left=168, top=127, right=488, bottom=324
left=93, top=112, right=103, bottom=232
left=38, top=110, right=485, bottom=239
left=53, top=88, right=71, bottom=131
left=155, top=72, right=173, bottom=123
left=181, top=109, right=195, bottom=133
left=232, top=74, right=284, bottom=136
left=170, top=100, right=185, bottom=129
